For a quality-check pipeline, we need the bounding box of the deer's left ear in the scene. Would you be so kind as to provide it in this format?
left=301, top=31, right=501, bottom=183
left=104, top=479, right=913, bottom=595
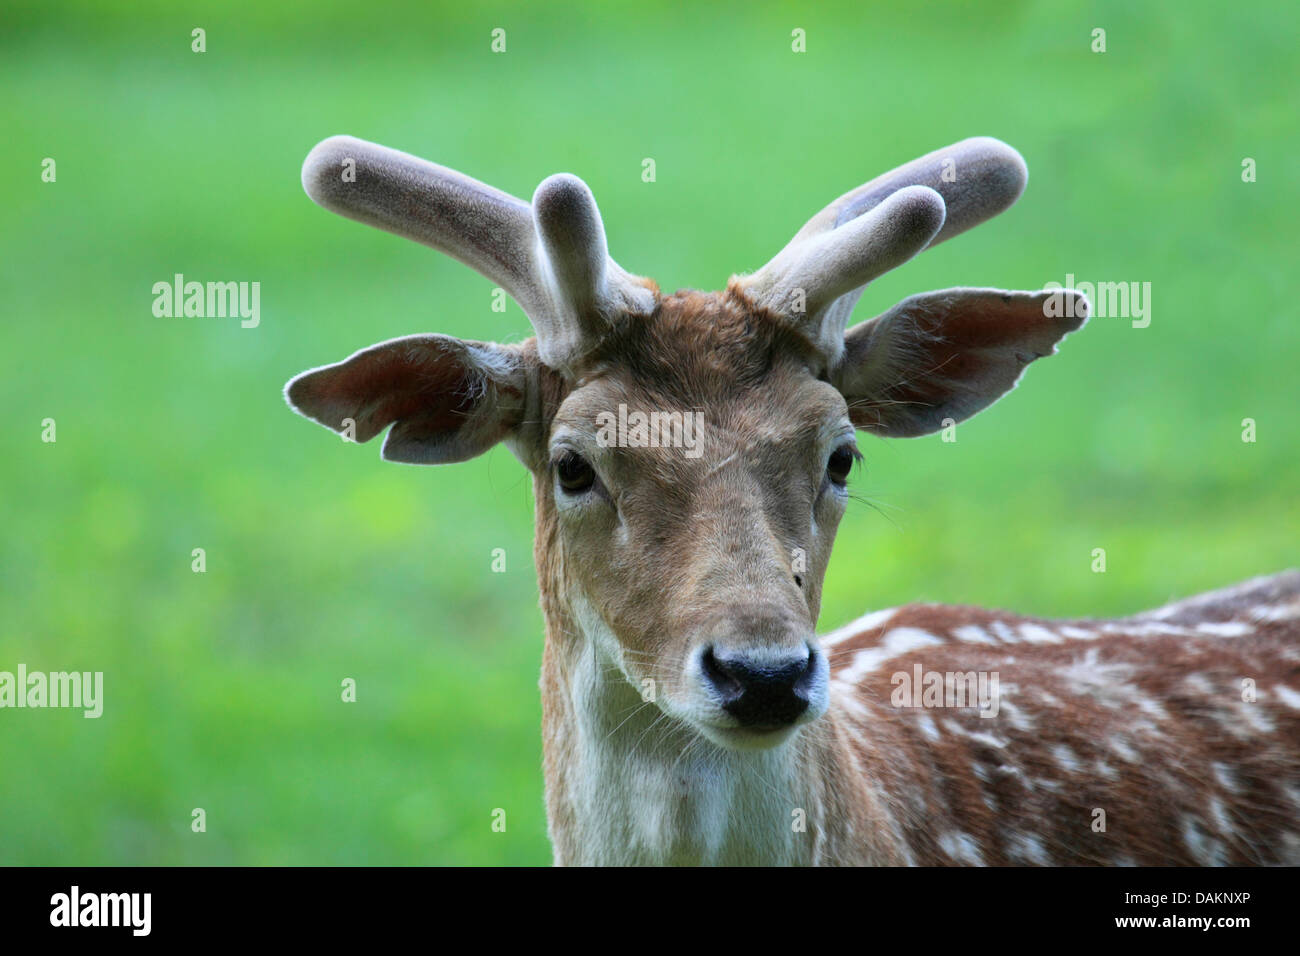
left=833, top=288, right=1089, bottom=437
left=285, top=335, right=535, bottom=464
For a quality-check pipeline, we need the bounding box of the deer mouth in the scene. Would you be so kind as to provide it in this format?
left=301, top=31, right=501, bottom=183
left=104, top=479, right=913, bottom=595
left=701, top=722, right=810, bottom=752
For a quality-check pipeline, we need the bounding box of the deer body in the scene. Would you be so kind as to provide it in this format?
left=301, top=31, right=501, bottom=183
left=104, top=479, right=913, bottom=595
left=543, top=571, right=1300, bottom=866
left=286, top=134, right=1300, bottom=865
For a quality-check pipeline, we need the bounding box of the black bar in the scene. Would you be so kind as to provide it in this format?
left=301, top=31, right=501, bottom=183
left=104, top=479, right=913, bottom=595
left=1, top=866, right=1289, bottom=942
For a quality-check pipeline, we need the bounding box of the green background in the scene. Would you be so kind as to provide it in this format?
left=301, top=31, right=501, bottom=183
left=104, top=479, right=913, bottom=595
left=2, top=0, right=1295, bottom=864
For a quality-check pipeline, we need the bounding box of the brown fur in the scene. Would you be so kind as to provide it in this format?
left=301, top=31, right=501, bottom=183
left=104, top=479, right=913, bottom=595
left=823, top=574, right=1300, bottom=864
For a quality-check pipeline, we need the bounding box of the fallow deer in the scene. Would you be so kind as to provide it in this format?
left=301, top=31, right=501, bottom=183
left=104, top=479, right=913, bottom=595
left=285, top=134, right=1300, bottom=865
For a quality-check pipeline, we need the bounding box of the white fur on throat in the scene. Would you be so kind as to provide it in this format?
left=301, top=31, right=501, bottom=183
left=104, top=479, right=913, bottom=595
left=560, top=596, right=817, bottom=865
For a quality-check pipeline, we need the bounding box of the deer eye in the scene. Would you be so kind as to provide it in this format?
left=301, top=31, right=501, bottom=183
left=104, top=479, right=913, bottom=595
left=555, top=451, right=596, bottom=495
left=826, top=444, right=857, bottom=487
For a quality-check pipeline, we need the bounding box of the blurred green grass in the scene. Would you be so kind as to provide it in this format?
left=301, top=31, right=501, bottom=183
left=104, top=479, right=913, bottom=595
left=1, top=0, right=1296, bottom=864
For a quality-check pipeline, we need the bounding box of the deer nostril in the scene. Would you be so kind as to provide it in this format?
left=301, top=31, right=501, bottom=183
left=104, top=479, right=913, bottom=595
left=700, top=645, right=744, bottom=705
left=701, top=645, right=817, bottom=728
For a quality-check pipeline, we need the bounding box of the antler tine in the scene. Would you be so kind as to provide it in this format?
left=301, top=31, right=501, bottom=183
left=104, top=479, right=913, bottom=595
left=734, top=137, right=1028, bottom=364
left=789, top=136, right=1028, bottom=249
left=531, top=174, right=657, bottom=370
left=301, top=135, right=654, bottom=375
left=736, top=186, right=947, bottom=359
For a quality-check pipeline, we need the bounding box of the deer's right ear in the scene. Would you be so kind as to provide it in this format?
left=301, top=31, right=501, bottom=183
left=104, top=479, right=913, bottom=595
left=284, top=335, right=535, bottom=465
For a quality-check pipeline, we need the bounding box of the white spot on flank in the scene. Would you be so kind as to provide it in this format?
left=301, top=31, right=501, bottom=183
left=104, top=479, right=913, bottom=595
left=990, top=620, right=1019, bottom=643
left=938, top=831, right=985, bottom=865
left=996, top=764, right=1033, bottom=790
left=1102, top=622, right=1195, bottom=638
left=1018, top=623, right=1063, bottom=645
left=820, top=607, right=898, bottom=647
left=1239, top=703, right=1275, bottom=735
left=836, top=627, right=944, bottom=683
left=952, top=625, right=998, bottom=645
left=1208, top=797, right=1232, bottom=836
left=1251, top=602, right=1300, bottom=622
left=1006, top=832, right=1051, bottom=865
left=915, top=713, right=941, bottom=742
left=944, top=719, right=1007, bottom=750
left=1211, top=762, right=1238, bottom=793
left=1273, top=685, right=1300, bottom=710
left=1052, top=744, right=1082, bottom=774
left=967, top=730, right=1008, bottom=750
left=1137, top=696, right=1169, bottom=721
left=1183, top=673, right=1215, bottom=697
left=998, top=699, right=1035, bottom=733
left=1060, top=649, right=1139, bottom=702
left=1110, top=736, right=1140, bottom=763
left=1196, top=621, right=1253, bottom=637
left=1183, top=817, right=1226, bottom=865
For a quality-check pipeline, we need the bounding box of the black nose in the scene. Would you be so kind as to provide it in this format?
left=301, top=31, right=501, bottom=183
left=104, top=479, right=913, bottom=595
left=700, top=645, right=816, bottom=728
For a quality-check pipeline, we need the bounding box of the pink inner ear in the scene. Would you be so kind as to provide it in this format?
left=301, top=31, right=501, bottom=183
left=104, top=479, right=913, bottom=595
left=912, top=293, right=1080, bottom=354
left=842, top=289, right=1086, bottom=437
left=849, top=349, right=996, bottom=433
left=289, top=339, right=480, bottom=443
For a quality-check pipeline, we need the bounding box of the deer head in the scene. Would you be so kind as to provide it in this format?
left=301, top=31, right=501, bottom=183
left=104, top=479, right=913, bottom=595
left=286, top=135, right=1088, bottom=754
